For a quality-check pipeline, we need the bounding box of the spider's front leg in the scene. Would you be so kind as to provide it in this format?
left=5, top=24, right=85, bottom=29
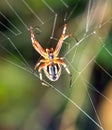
left=54, top=24, right=71, bottom=56
left=30, top=26, right=47, bottom=58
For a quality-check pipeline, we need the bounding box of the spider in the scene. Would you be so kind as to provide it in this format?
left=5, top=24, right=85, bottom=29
left=30, top=24, right=72, bottom=87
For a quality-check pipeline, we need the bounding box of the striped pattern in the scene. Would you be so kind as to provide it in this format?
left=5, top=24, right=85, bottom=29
left=44, top=63, right=61, bottom=81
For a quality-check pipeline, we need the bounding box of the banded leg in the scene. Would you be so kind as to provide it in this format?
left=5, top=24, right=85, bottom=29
left=30, top=26, right=47, bottom=58
left=55, top=59, right=72, bottom=86
left=33, top=60, right=49, bottom=87
left=38, top=63, right=50, bottom=87
left=34, top=59, right=46, bottom=71
left=54, top=24, right=71, bottom=56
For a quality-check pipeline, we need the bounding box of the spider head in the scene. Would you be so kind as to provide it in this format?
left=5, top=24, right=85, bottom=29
left=46, top=48, right=54, bottom=53
left=46, top=48, right=54, bottom=60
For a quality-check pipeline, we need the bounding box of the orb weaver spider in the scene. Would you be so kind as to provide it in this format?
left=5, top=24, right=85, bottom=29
left=30, top=24, right=72, bottom=87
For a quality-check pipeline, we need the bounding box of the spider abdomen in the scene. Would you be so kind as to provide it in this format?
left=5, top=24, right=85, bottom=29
left=44, top=63, right=61, bottom=81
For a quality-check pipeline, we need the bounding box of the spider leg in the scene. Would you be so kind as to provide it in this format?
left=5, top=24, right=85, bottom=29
left=33, top=59, right=49, bottom=87
left=38, top=63, right=50, bottom=87
left=30, top=26, right=47, bottom=58
left=34, top=59, right=47, bottom=71
left=55, top=59, right=72, bottom=86
left=38, top=70, right=47, bottom=86
left=54, top=24, right=71, bottom=56
left=62, top=64, right=72, bottom=86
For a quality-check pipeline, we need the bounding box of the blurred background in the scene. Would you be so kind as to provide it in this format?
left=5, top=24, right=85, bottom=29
left=0, top=0, right=112, bottom=130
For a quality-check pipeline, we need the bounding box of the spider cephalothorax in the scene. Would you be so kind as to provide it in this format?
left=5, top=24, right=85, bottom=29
left=30, top=24, right=72, bottom=86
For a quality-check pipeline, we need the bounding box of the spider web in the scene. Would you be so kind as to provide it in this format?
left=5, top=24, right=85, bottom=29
left=0, top=0, right=112, bottom=130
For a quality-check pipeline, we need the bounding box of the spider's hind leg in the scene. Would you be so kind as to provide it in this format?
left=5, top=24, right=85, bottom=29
left=64, top=66, right=72, bottom=87
left=33, top=60, right=50, bottom=87
left=56, top=59, right=72, bottom=87
left=38, top=71, right=49, bottom=87
left=38, top=63, right=50, bottom=87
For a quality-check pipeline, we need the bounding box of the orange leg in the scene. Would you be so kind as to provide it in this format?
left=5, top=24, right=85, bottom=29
left=54, top=24, right=71, bottom=56
left=38, top=63, right=50, bottom=87
left=33, top=59, right=50, bottom=87
left=34, top=59, right=47, bottom=71
left=55, top=59, right=72, bottom=86
left=30, top=26, right=47, bottom=58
